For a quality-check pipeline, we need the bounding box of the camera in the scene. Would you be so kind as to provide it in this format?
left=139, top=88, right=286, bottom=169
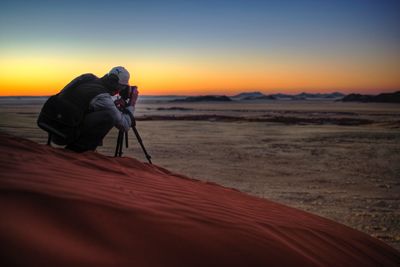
left=114, top=85, right=138, bottom=111
left=120, top=85, right=137, bottom=102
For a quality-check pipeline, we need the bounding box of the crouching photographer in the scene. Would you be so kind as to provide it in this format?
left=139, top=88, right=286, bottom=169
left=37, top=66, right=139, bottom=153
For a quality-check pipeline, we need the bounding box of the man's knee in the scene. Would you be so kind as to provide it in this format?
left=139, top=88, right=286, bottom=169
left=82, top=110, right=115, bottom=129
left=100, top=110, right=116, bottom=128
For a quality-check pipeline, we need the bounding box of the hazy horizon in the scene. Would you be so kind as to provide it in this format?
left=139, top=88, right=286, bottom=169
left=1, top=89, right=398, bottom=98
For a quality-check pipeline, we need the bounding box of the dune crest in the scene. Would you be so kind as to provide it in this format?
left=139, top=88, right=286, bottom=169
left=0, top=134, right=399, bottom=266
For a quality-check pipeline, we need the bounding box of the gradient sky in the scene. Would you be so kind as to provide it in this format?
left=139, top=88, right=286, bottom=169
left=0, top=0, right=399, bottom=96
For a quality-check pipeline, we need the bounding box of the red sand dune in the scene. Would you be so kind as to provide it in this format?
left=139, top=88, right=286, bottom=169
left=0, top=134, right=399, bottom=266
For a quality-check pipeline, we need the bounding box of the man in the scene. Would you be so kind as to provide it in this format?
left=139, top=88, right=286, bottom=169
left=38, top=66, right=139, bottom=152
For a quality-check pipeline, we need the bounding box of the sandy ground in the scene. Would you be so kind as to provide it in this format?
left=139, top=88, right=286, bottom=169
left=0, top=97, right=399, bottom=250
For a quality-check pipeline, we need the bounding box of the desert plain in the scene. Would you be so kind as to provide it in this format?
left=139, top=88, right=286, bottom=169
left=0, top=96, right=399, bottom=251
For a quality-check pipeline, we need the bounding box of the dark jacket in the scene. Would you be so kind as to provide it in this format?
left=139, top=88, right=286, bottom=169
left=58, top=75, right=133, bottom=131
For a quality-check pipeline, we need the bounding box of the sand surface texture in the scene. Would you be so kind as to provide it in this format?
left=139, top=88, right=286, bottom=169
left=1, top=134, right=399, bottom=266
left=0, top=97, right=399, bottom=251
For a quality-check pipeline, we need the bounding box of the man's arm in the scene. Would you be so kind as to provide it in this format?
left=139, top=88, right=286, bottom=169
left=89, top=93, right=133, bottom=131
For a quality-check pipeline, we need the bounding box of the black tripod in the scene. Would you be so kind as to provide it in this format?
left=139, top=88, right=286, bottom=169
left=114, top=115, right=152, bottom=164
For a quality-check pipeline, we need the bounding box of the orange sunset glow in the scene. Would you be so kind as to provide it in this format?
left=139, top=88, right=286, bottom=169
left=1, top=53, right=399, bottom=96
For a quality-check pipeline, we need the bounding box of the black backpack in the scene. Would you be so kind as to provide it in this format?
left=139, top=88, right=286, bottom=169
left=37, top=73, right=97, bottom=145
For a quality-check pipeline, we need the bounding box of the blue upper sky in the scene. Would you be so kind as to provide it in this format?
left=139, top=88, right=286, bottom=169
left=2, top=0, right=399, bottom=50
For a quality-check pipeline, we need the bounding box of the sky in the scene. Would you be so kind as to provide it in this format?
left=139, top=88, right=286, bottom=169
left=0, top=0, right=399, bottom=96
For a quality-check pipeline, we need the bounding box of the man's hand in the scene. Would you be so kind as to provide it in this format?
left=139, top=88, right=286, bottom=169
left=114, top=98, right=127, bottom=111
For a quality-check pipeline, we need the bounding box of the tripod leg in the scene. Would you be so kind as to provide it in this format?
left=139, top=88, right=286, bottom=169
left=118, top=131, right=124, bottom=157
left=132, top=126, right=152, bottom=164
left=114, top=130, right=123, bottom=157
left=125, top=131, right=129, bottom=148
left=114, top=132, right=119, bottom=157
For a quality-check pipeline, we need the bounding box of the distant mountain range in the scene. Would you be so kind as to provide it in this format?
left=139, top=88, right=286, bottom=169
left=170, top=95, right=232, bottom=102
left=168, top=91, right=400, bottom=103
left=231, top=92, right=345, bottom=100
left=231, top=92, right=265, bottom=99
left=341, top=91, right=400, bottom=103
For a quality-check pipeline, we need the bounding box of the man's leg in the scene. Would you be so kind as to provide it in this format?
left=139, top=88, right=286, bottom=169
left=66, top=110, right=115, bottom=152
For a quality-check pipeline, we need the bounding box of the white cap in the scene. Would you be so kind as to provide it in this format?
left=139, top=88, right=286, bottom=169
left=108, top=66, right=130, bottom=85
